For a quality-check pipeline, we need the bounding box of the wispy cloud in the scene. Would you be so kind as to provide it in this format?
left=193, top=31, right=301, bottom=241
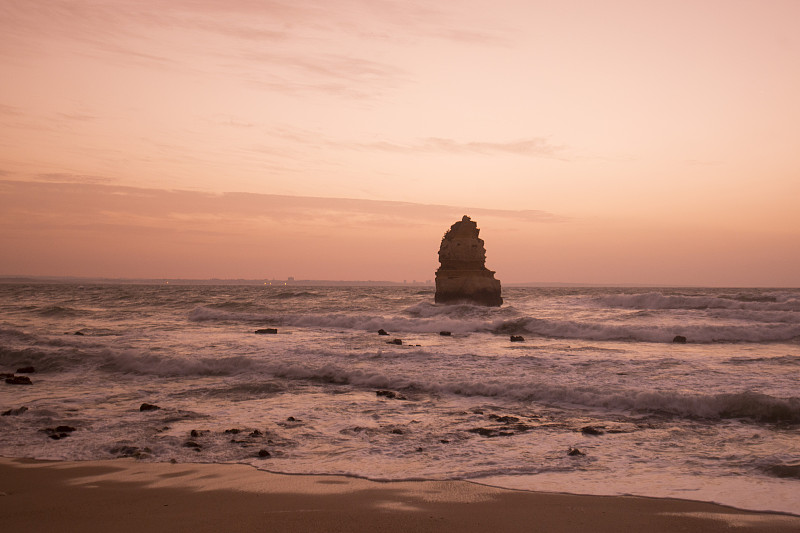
left=0, top=180, right=566, bottom=230
left=348, top=137, right=568, bottom=159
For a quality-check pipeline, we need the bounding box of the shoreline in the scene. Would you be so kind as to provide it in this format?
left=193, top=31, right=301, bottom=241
left=1, top=457, right=798, bottom=532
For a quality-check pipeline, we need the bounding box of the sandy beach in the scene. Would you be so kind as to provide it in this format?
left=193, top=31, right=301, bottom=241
left=1, top=457, right=798, bottom=533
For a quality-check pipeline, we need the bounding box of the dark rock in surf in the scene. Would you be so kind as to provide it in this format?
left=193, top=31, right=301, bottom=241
left=5, top=376, right=32, bottom=385
left=255, top=328, right=278, bottom=334
left=510, top=335, right=525, bottom=342
left=74, top=331, right=85, bottom=336
left=16, top=366, right=35, bottom=374
left=55, top=425, right=76, bottom=433
left=376, top=390, right=406, bottom=400
left=435, top=216, right=502, bottom=306
left=581, top=426, right=604, bottom=436
left=488, top=414, right=520, bottom=424
left=377, top=329, right=389, bottom=336
left=2, top=406, right=28, bottom=416
left=672, top=335, right=687, bottom=343
left=439, top=331, right=452, bottom=336
left=183, top=441, right=201, bottom=449
left=109, top=445, right=151, bottom=459
left=224, top=428, right=241, bottom=434
left=387, top=338, right=403, bottom=345
left=567, top=448, right=586, bottom=456
left=139, top=403, right=160, bottom=411
left=257, top=449, right=271, bottom=458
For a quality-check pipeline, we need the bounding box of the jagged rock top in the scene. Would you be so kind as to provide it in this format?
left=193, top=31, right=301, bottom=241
left=438, top=215, right=488, bottom=270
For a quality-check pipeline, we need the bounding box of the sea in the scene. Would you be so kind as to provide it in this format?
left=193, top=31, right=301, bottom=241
left=1, top=284, right=799, bottom=514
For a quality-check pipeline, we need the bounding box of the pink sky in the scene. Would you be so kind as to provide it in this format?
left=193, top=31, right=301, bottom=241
left=1, top=1, right=799, bottom=285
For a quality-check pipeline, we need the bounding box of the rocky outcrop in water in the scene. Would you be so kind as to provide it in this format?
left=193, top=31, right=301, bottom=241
left=435, top=216, right=502, bottom=306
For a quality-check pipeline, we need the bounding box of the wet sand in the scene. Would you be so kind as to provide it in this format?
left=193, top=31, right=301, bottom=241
left=1, top=457, right=798, bottom=532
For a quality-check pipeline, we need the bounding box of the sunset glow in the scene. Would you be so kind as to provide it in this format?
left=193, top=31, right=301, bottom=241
left=2, top=1, right=799, bottom=285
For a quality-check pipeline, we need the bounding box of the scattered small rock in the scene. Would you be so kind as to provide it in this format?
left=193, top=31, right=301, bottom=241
left=510, top=335, right=525, bottom=342
left=376, top=390, right=406, bottom=400
left=581, top=426, right=604, bottom=436
left=42, top=426, right=75, bottom=440
left=250, top=430, right=262, bottom=437
left=139, top=403, right=160, bottom=412
left=488, top=414, right=520, bottom=424
left=5, top=376, right=32, bottom=385
left=286, top=417, right=298, bottom=422
left=567, top=448, right=585, bottom=456
left=387, top=338, right=403, bottom=345
left=73, top=331, right=85, bottom=336
left=468, top=427, right=498, bottom=437
left=1, top=406, right=28, bottom=416
left=439, top=331, right=452, bottom=336
left=415, top=447, right=424, bottom=452
left=224, top=428, right=241, bottom=434
left=390, top=428, right=404, bottom=435
left=183, top=441, right=201, bottom=449
left=257, top=449, right=271, bottom=458
left=110, top=445, right=152, bottom=459
left=377, top=329, right=389, bottom=336
left=440, top=439, right=450, bottom=444
left=190, top=429, right=210, bottom=438
left=16, top=366, right=35, bottom=374
left=672, top=335, right=687, bottom=343
left=255, top=328, right=278, bottom=334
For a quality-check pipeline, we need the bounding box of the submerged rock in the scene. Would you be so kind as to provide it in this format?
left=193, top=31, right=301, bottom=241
left=2, top=406, right=28, bottom=416
left=139, top=403, right=160, bottom=411
left=435, top=216, right=502, bottom=306
left=377, top=329, right=389, bottom=336
left=5, top=376, right=32, bottom=385
left=376, top=390, right=406, bottom=400
left=255, top=328, right=278, bottom=334
left=16, top=366, right=35, bottom=374
left=510, top=335, right=525, bottom=342
left=672, top=335, right=687, bottom=343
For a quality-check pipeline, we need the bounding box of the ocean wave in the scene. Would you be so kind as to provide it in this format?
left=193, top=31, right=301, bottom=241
left=98, top=349, right=259, bottom=376
left=36, top=305, right=82, bottom=317
left=490, top=317, right=800, bottom=343
left=724, top=355, right=800, bottom=366
left=188, top=306, right=487, bottom=334
left=596, top=292, right=800, bottom=312
left=263, top=363, right=800, bottom=423
left=264, top=290, right=321, bottom=300
left=188, top=305, right=800, bottom=343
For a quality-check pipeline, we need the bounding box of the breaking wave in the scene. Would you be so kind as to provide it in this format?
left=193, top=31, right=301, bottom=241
left=188, top=306, right=800, bottom=343
left=596, top=292, right=800, bottom=312
left=263, top=363, right=800, bottom=424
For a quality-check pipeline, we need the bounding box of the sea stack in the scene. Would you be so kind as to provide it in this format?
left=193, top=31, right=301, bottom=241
left=434, top=216, right=503, bottom=306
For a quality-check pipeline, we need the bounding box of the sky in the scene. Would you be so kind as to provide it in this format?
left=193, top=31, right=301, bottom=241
left=1, top=0, right=799, bottom=285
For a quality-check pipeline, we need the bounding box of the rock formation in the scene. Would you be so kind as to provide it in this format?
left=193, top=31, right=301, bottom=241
left=435, top=216, right=502, bottom=306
